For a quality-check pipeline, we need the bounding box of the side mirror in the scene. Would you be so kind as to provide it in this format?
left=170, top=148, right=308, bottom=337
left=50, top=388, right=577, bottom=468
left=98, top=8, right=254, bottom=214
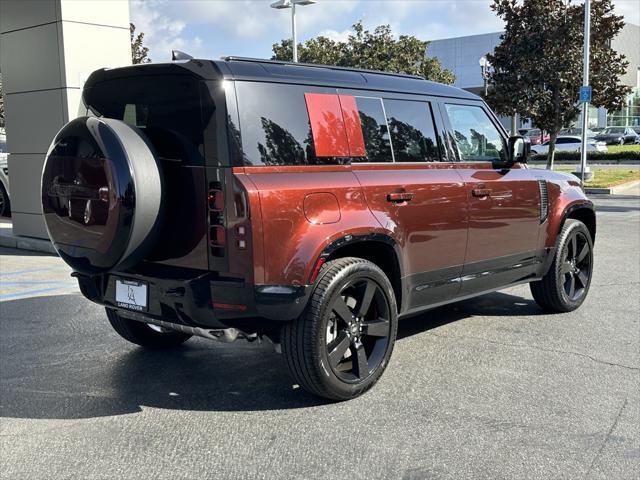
left=508, top=135, right=531, bottom=164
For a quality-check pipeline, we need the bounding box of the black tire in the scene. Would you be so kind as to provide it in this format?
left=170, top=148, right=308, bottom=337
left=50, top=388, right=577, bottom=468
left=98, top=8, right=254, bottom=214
left=281, top=257, right=398, bottom=401
left=106, top=308, right=192, bottom=349
left=530, top=219, right=594, bottom=312
left=0, top=183, right=10, bottom=217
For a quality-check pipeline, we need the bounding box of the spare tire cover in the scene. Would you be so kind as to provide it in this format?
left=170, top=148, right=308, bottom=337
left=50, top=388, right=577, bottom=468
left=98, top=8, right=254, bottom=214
left=42, top=116, right=163, bottom=274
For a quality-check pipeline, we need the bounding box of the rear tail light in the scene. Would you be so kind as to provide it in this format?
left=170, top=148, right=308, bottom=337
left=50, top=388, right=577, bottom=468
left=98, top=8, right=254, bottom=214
left=208, top=182, right=225, bottom=256
left=209, top=226, right=226, bottom=247
left=208, top=189, right=224, bottom=211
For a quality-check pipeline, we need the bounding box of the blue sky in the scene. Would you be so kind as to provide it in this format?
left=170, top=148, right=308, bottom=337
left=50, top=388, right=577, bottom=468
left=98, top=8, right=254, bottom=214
left=129, top=0, right=640, bottom=63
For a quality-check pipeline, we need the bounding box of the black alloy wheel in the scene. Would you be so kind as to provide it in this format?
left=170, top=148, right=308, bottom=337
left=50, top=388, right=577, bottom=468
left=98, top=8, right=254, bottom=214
left=325, top=277, right=391, bottom=383
left=531, top=219, right=594, bottom=312
left=559, top=229, right=592, bottom=302
left=281, top=257, right=398, bottom=400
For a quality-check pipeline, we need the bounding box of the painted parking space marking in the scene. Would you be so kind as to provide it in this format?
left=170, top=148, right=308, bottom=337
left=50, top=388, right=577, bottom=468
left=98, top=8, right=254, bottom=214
left=0, top=267, right=69, bottom=277
left=0, top=285, right=78, bottom=301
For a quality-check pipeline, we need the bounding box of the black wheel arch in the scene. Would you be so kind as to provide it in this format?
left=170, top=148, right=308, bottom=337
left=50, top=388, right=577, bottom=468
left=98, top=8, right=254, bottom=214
left=313, top=233, right=404, bottom=312
left=561, top=203, right=596, bottom=244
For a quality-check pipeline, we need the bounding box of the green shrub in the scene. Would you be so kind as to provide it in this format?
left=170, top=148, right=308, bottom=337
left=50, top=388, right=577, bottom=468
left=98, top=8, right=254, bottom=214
left=530, top=150, right=640, bottom=162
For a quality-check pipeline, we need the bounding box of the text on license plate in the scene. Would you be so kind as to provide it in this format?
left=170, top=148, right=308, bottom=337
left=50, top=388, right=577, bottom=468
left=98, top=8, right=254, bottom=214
left=115, top=279, right=148, bottom=311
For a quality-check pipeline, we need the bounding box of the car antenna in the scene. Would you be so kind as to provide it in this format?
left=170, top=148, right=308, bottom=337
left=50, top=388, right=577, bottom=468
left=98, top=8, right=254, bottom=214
left=172, top=50, right=193, bottom=61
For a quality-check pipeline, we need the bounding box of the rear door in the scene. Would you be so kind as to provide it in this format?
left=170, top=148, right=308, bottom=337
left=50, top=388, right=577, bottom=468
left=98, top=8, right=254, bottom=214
left=441, top=101, right=542, bottom=296
left=340, top=91, right=469, bottom=313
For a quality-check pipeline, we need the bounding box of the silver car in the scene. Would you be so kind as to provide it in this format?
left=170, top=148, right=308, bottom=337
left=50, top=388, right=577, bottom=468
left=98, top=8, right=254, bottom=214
left=0, top=134, right=10, bottom=217
left=531, top=135, right=608, bottom=155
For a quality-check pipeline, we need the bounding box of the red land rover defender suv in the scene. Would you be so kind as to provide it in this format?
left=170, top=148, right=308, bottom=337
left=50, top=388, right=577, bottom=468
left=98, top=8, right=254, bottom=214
left=41, top=58, right=595, bottom=400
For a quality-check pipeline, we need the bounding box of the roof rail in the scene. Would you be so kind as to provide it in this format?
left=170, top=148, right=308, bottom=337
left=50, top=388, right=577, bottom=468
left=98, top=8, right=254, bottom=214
left=221, top=56, right=425, bottom=80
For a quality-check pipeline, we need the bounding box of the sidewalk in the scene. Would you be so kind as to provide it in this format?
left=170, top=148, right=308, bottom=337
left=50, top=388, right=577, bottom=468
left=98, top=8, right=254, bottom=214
left=0, top=218, right=57, bottom=254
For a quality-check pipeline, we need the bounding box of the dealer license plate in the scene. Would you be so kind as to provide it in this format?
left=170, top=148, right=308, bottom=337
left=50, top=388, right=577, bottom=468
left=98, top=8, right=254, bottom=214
left=115, top=279, right=148, bottom=311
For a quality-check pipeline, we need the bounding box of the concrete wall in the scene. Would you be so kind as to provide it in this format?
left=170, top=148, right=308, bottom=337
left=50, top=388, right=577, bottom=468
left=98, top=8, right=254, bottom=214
left=0, top=0, right=131, bottom=238
left=612, top=23, right=639, bottom=88
left=429, top=32, right=503, bottom=90
left=429, top=24, right=640, bottom=91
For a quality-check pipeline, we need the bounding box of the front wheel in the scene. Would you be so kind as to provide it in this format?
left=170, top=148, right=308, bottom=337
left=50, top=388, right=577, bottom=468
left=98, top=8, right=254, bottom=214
left=281, top=257, right=398, bottom=401
left=530, top=219, right=594, bottom=312
left=106, top=308, right=192, bottom=349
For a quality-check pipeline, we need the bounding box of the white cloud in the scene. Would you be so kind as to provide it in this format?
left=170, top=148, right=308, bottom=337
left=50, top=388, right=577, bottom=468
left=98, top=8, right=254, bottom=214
left=130, top=0, right=639, bottom=62
left=317, top=28, right=352, bottom=42
left=129, top=0, right=209, bottom=61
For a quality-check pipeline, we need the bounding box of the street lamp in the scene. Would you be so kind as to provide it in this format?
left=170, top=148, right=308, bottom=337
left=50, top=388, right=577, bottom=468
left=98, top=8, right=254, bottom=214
left=270, top=0, right=316, bottom=63
left=479, top=56, right=491, bottom=97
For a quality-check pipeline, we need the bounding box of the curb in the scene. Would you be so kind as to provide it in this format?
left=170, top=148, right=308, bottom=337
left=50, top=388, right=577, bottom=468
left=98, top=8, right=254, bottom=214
left=585, top=180, right=640, bottom=195
left=0, top=232, right=57, bottom=254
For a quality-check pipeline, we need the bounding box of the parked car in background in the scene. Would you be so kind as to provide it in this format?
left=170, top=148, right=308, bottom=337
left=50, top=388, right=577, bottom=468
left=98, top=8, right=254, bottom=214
left=523, top=128, right=549, bottom=145
left=0, top=134, right=10, bottom=217
left=594, top=126, right=639, bottom=145
left=632, top=126, right=640, bottom=143
left=531, top=135, right=607, bottom=155
left=560, top=127, right=597, bottom=139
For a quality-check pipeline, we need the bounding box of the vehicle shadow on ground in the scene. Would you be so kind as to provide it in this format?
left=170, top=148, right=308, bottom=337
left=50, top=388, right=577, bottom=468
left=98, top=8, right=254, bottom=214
left=1, top=291, right=543, bottom=420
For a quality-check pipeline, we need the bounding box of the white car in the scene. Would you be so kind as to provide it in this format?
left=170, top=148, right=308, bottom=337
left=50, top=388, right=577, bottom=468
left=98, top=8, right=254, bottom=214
left=0, top=133, right=10, bottom=217
left=531, top=135, right=608, bottom=155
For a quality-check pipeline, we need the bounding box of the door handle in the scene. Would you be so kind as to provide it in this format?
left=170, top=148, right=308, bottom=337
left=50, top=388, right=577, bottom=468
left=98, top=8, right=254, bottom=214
left=472, top=188, right=492, bottom=198
left=387, top=192, right=414, bottom=203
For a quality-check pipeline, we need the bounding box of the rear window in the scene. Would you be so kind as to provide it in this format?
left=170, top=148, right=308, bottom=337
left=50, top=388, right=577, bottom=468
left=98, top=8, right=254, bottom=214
left=235, top=82, right=334, bottom=166
left=383, top=99, right=441, bottom=162
left=84, top=74, right=212, bottom=166
left=234, top=83, right=442, bottom=165
left=353, top=97, right=393, bottom=163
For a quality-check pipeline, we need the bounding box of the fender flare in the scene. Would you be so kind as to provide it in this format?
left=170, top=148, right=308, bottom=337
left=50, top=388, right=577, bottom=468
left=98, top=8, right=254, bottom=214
left=307, top=232, right=404, bottom=284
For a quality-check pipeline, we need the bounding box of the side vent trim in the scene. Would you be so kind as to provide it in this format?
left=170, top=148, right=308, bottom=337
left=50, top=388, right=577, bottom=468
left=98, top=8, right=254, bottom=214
left=537, top=179, right=549, bottom=222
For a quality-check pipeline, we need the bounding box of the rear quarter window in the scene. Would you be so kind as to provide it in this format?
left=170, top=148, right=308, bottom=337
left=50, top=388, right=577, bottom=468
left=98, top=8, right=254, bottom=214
left=235, top=82, right=340, bottom=166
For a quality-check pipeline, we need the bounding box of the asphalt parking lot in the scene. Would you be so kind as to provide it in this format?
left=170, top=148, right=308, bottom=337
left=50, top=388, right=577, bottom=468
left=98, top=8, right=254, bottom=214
left=1, top=195, right=639, bottom=480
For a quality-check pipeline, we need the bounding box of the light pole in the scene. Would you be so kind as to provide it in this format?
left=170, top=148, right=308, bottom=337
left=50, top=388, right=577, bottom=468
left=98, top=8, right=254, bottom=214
left=479, top=56, right=490, bottom=97
left=578, top=0, right=592, bottom=186
left=270, top=0, right=316, bottom=63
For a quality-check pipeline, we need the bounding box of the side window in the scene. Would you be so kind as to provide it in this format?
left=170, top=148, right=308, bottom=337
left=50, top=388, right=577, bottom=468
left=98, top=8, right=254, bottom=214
left=354, top=97, right=393, bottom=163
left=383, top=99, right=441, bottom=162
left=235, top=82, right=331, bottom=166
left=444, top=104, right=507, bottom=162
left=556, top=138, right=572, bottom=144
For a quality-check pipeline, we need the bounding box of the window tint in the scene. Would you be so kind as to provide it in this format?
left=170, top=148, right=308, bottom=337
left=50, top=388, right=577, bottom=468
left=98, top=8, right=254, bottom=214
left=444, top=104, right=506, bottom=162
left=384, top=99, right=441, bottom=162
left=236, top=82, right=340, bottom=166
left=556, top=138, right=576, bottom=144
left=84, top=75, right=210, bottom=166
left=354, top=97, right=393, bottom=163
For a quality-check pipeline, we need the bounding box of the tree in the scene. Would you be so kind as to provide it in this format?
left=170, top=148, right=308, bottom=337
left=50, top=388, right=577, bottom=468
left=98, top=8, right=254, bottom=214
left=486, top=0, right=630, bottom=169
left=272, top=21, right=455, bottom=85
left=130, top=23, right=151, bottom=64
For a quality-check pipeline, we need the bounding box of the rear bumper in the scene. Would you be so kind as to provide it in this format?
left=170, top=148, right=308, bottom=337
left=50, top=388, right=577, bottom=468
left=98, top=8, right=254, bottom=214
left=75, top=271, right=311, bottom=331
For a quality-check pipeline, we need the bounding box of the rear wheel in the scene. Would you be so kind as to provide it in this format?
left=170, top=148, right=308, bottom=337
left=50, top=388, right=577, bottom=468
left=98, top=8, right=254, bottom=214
left=281, top=257, right=398, bottom=401
left=530, top=219, right=593, bottom=312
left=106, top=308, right=192, bottom=349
